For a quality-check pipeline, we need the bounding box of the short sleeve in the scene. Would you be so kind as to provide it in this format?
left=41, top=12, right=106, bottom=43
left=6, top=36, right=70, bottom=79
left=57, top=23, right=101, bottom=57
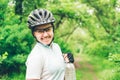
left=26, top=46, right=44, bottom=79
left=53, top=43, right=63, bottom=55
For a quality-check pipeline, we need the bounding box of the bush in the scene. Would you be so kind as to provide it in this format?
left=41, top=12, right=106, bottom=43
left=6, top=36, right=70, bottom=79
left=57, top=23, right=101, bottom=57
left=84, top=40, right=111, bottom=58
left=0, top=23, right=34, bottom=56
left=0, top=52, right=8, bottom=64
left=0, top=54, right=27, bottom=75
left=109, top=53, right=120, bottom=62
left=54, top=37, right=71, bottom=53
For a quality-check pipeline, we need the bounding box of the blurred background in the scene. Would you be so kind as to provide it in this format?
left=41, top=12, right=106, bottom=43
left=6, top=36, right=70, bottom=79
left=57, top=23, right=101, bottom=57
left=0, top=0, right=120, bottom=80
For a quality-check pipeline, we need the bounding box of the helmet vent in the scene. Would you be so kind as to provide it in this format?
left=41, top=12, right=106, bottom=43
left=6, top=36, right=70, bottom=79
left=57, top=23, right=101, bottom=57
left=30, top=16, right=36, bottom=21
left=44, top=10, right=47, bottom=18
left=33, top=13, right=39, bottom=19
left=39, top=12, right=42, bottom=16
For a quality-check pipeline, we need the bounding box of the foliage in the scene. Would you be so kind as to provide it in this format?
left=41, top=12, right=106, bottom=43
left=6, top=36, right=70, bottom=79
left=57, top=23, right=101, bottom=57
left=109, top=53, right=120, bottom=62
left=0, top=0, right=120, bottom=80
left=23, top=0, right=48, bottom=16
left=0, top=72, right=25, bottom=80
left=84, top=40, right=111, bottom=57
left=0, top=1, right=34, bottom=76
left=0, top=0, right=9, bottom=26
left=0, top=54, right=27, bottom=75
left=54, top=37, right=71, bottom=53
left=0, top=23, right=34, bottom=56
left=0, top=52, right=8, bottom=63
left=0, top=0, right=34, bottom=56
left=99, top=69, right=120, bottom=80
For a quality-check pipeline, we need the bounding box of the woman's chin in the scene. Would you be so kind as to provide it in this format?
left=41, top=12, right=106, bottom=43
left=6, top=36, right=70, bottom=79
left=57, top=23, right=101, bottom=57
left=42, top=41, right=51, bottom=45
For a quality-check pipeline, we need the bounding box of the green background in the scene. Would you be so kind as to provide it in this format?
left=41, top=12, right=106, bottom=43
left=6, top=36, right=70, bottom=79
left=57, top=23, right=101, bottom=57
left=0, top=0, right=120, bottom=80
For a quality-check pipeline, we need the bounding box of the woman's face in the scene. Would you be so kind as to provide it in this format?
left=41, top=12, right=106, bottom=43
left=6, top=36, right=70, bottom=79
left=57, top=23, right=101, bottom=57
left=33, top=23, right=54, bottom=45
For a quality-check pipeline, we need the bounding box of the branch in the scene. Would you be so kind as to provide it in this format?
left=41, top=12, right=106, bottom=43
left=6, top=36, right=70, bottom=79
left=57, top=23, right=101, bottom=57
left=55, top=15, right=65, bottom=29
left=66, top=27, right=78, bottom=42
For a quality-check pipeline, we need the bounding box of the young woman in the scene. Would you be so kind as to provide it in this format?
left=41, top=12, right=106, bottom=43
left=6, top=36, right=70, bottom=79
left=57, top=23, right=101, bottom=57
left=26, top=9, right=75, bottom=80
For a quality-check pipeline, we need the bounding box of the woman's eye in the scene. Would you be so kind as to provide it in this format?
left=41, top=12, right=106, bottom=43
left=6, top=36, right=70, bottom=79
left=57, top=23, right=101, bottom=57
left=38, top=30, right=43, bottom=33
left=46, top=28, right=50, bottom=31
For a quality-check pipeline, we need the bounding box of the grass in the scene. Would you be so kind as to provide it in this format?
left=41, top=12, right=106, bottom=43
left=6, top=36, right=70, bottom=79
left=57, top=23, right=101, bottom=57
left=76, top=69, right=82, bottom=80
left=75, top=54, right=120, bottom=80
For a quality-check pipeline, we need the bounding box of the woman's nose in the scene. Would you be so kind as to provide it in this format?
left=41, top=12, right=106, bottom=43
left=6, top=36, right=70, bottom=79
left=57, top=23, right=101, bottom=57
left=42, top=31, right=48, bottom=37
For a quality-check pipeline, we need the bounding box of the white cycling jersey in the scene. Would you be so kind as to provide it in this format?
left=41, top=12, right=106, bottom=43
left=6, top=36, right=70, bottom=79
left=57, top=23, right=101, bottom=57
left=26, top=42, right=65, bottom=80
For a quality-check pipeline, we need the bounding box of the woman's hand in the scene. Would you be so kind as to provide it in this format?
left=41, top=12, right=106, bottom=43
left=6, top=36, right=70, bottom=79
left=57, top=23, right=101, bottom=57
left=63, top=53, right=74, bottom=63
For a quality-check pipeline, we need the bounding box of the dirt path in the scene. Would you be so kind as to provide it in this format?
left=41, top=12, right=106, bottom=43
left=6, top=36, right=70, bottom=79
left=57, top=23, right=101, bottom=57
left=74, top=54, right=98, bottom=80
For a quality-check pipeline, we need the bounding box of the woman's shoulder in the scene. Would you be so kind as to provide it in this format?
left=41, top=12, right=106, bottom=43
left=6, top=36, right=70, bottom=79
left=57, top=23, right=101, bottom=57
left=52, top=42, right=60, bottom=48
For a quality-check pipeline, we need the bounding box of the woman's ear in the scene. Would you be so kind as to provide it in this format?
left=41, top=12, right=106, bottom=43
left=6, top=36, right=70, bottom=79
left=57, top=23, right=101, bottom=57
left=51, top=23, right=54, bottom=32
left=32, top=31, right=36, bottom=37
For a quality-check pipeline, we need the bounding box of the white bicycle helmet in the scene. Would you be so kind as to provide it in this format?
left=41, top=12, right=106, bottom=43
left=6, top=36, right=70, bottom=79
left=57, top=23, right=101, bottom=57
left=27, top=9, right=55, bottom=29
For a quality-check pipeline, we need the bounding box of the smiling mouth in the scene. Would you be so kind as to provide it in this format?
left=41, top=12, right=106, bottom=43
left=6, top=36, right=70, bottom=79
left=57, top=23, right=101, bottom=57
left=42, top=37, right=50, bottom=42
